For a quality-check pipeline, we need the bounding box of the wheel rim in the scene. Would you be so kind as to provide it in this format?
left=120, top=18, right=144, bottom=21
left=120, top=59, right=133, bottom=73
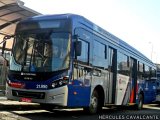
left=90, top=96, right=98, bottom=113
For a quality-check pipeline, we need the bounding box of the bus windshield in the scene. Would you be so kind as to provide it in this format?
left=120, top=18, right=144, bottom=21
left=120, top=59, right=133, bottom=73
left=13, top=31, right=71, bottom=72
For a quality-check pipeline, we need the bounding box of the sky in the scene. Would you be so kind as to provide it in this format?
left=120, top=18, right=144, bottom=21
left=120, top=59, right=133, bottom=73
left=21, top=0, right=160, bottom=63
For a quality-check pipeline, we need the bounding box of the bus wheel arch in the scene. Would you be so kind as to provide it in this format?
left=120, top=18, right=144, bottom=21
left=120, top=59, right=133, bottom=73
left=94, top=85, right=105, bottom=108
left=84, top=85, right=104, bottom=114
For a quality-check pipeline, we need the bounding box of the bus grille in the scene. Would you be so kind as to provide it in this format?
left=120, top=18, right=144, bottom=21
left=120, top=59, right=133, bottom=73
left=12, top=90, right=45, bottom=99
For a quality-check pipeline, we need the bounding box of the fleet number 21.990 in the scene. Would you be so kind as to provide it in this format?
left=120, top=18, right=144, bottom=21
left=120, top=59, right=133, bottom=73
left=36, top=84, right=48, bottom=89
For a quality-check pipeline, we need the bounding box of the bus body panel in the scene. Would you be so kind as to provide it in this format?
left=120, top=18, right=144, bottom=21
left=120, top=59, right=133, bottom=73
left=67, top=83, right=91, bottom=107
left=115, top=74, right=130, bottom=105
left=137, top=79, right=156, bottom=103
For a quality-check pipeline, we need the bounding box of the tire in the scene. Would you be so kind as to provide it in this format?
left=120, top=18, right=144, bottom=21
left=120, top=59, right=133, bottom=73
left=135, top=94, right=143, bottom=110
left=84, top=90, right=101, bottom=114
left=40, top=103, right=55, bottom=112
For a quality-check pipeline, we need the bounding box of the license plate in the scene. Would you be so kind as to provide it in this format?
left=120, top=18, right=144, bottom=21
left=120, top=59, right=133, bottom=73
left=21, top=98, right=32, bottom=103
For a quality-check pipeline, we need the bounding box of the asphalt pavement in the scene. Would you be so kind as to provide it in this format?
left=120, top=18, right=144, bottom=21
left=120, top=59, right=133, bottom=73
left=0, top=94, right=40, bottom=110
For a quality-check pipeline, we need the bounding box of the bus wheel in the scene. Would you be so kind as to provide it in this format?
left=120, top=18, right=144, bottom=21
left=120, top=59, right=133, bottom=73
left=84, top=90, right=99, bottom=114
left=40, top=103, right=55, bottom=112
left=136, top=94, right=143, bottom=110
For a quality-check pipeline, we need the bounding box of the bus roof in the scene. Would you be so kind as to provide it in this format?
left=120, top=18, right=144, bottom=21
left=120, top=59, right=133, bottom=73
left=21, top=13, right=155, bottom=66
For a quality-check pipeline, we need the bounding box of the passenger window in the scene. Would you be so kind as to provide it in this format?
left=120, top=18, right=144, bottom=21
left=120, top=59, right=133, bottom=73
left=93, top=40, right=107, bottom=69
left=151, top=68, right=156, bottom=78
left=144, top=65, right=150, bottom=80
left=117, top=52, right=130, bottom=76
left=138, top=62, right=144, bottom=80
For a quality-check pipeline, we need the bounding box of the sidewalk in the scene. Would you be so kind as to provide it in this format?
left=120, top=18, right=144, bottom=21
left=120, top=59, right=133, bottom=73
left=0, top=96, right=40, bottom=110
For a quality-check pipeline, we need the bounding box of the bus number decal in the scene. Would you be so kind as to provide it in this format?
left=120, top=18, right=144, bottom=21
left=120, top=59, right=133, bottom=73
left=36, top=84, right=48, bottom=89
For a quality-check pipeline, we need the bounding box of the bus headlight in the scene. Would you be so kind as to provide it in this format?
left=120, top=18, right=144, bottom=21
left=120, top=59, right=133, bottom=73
left=51, top=82, right=57, bottom=88
left=51, top=76, right=69, bottom=88
left=59, top=80, right=63, bottom=86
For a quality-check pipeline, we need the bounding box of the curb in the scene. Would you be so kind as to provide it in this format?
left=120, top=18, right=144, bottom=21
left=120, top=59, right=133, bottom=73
left=0, top=98, right=41, bottom=110
left=0, top=104, right=41, bottom=110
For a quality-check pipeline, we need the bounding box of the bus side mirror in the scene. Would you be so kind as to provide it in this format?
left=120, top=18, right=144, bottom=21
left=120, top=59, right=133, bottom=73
left=1, top=35, right=14, bottom=57
left=74, top=41, right=82, bottom=56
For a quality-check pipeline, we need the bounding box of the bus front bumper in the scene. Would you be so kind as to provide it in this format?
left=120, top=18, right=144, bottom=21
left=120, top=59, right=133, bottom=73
left=6, top=85, right=68, bottom=106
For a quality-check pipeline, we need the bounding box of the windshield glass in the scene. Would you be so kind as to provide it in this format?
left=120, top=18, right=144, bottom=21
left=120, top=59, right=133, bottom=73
left=13, top=31, right=71, bottom=72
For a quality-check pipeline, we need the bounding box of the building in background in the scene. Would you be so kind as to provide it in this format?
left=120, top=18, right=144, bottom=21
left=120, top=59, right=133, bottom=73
left=0, top=0, right=40, bottom=93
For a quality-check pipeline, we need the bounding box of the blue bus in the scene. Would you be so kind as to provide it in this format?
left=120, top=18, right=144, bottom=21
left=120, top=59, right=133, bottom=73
left=138, top=77, right=157, bottom=103
left=4, top=14, right=156, bottom=113
left=156, top=70, right=160, bottom=101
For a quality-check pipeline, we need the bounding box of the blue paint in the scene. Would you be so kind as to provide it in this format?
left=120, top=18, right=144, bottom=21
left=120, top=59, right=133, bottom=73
left=67, top=84, right=91, bottom=107
left=137, top=79, right=156, bottom=104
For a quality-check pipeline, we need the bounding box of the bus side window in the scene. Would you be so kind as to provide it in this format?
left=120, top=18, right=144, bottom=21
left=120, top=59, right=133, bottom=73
left=151, top=68, right=156, bottom=78
left=117, top=52, right=130, bottom=76
left=144, top=65, right=150, bottom=80
left=138, top=61, right=144, bottom=80
left=93, top=40, right=107, bottom=69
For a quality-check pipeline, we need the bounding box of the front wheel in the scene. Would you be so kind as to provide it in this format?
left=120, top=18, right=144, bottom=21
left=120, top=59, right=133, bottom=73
left=40, top=103, right=55, bottom=112
left=84, top=90, right=101, bottom=114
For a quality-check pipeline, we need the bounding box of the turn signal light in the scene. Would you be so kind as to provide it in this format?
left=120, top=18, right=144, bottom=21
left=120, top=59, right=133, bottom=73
left=8, top=80, right=25, bottom=88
